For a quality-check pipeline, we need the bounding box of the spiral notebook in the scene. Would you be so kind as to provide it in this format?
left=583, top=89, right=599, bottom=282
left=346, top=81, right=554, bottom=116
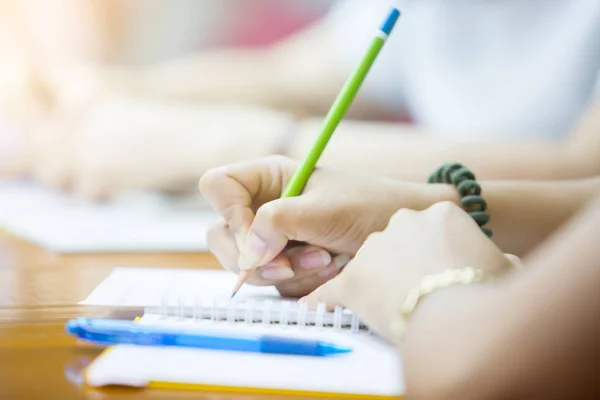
left=80, top=268, right=405, bottom=398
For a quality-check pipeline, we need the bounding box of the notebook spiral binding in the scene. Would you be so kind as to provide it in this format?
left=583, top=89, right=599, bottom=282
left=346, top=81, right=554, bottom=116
left=147, top=293, right=369, bottom=332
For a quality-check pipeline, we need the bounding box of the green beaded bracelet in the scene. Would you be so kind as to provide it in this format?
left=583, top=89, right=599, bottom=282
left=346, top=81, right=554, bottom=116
left=428, top=163, right=492, bottom=237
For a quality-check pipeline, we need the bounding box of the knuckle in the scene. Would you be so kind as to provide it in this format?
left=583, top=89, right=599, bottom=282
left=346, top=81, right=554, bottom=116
left=256, top=201, right=286, bottom=228
left=388, top=208, right=412, bottom=225
left=365, top=230, right=383, bottom=241
left=264, top=154, right=294, bottom=166
left=198, top=167, right=226, bottom=195
left=363, top=231, right=384, bottom=246
left=354, top=232, right=385, bottom=258
left=263, top=155, right=297, bottom=178
left=429, top=200, right=461, bottom=216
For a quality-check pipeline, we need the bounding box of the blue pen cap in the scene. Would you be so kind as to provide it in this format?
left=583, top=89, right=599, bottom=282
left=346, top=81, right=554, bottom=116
left=66, top=318, right=80, bottom=335
left=380, top=8, right=401, bottom=35
left=260, top=335, right=351, bottom=356
left=260, top=335, right=319, bottom=356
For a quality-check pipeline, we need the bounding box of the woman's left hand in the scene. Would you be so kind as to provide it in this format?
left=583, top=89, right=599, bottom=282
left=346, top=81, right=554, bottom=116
left=304, top=201, right=517, bottom=342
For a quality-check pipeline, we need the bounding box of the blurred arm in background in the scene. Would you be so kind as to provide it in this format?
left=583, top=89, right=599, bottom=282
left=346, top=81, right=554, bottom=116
left=286, top=97, right=600, bottom=182
left=0, top=1, right=387, bottom=200
left=106, top=19, right=386, bottom=119
left=2, top=0, right=599, bottom=201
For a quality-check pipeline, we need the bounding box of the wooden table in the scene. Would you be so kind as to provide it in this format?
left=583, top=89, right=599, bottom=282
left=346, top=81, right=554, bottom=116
left=0, top=232, right=308, bottom=400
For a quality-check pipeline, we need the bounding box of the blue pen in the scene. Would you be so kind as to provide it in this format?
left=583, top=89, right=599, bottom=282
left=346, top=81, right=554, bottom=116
left=66, top=318, right=351, bottom=357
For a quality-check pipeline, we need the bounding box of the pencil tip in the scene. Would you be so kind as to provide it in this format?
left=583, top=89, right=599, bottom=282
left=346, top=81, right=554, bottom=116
left=231, top=269, right=251, bottom=299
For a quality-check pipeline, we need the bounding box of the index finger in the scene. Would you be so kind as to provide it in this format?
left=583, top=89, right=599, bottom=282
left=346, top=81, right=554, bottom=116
left=199, top=155, right=297, bottom=239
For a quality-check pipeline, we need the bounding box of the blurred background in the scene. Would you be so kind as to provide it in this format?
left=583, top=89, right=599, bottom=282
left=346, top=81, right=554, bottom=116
left=0, top=0, right=332, bottom=66
left=2, top=0, right=598, bottom=253
left=0, top=0, right=333, bottom=123
left=0, top=0, right=340, bottom=198
left=0, top=0, right=340, bottom=253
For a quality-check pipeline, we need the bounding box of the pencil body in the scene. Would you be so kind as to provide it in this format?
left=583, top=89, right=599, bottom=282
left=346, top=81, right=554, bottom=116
left=281, top=17, right=396, bottom=198
left=233, top=8, right=400, bottom=296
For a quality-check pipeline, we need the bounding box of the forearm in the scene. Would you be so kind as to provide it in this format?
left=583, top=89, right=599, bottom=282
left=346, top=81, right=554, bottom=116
left=383, top=175, right=599, bottom=257
left=286, top=117, right=600, bottom=182
left=129, top=47, right=286, bottom=107
left=290, top=119, right=600, bottom=254
left=109, top=22, right=383, bottom=119
left=481, top=178, right=600, bottom=256
left=401, top=195, right=600, bottom=399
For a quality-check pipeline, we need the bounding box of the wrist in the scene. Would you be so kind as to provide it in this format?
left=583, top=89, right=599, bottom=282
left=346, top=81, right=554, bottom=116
left=428, top=162, right=492, bottom=237
left=421, top=182, right=462, bottom=208
left=387, top=180, right=460, bottom=211
left=388, top=268, right=490, bottom=344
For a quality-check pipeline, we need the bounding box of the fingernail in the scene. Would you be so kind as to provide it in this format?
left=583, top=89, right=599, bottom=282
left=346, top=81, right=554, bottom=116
left=238, top=233, right=267, bottom=270
left=263, top=259, right=289, bottom=270
left=261, top=266, right=295, bottom=281
left=299, top=249, right=331, bottom=270
left=333, top=254, right=352, bottom=270
left=318, top=265, right=337, bottom=277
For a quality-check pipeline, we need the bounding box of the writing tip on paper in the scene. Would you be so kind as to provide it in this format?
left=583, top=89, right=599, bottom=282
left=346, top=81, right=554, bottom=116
left=230, top=270, right=250, bottom=299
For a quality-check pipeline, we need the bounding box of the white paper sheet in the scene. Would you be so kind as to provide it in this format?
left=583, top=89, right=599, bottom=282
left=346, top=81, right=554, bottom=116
left=0, top=180, right=217, bottom=253
left=80, top=267, right=280, bottom=307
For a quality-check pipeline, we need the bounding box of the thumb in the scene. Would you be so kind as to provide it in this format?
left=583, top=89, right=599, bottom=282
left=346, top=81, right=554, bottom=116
left=237, top=194, right=328, bottom=270
left=300, top=275, right=345, bottom=311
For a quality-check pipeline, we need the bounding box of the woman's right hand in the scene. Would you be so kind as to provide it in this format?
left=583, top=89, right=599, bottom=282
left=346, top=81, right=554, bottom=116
left=199, top=155, right=455, bottom=297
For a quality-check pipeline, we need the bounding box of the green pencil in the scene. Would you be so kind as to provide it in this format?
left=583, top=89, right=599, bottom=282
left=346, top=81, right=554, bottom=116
left=281, top=8, right=401, bottom=197
left=232, top=8, right=401, bottom=296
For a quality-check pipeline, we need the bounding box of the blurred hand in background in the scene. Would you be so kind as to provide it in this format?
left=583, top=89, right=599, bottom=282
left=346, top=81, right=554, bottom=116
left=0, top=0, right=335, bottom=200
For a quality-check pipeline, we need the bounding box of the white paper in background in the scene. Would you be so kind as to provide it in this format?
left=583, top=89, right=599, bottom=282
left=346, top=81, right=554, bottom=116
left=0, top=114, right=22, bottom=162
left=79, top=267, right=280, bottom=307
left=0, top=180, right=218, bottom=253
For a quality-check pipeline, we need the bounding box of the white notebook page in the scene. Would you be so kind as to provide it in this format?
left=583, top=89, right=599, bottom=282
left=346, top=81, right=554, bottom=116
left=80, top=267, right=280, bottom=307
left=84, top=313, right=404, bottom=397
left=81, top=267, right=366, bottom=330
